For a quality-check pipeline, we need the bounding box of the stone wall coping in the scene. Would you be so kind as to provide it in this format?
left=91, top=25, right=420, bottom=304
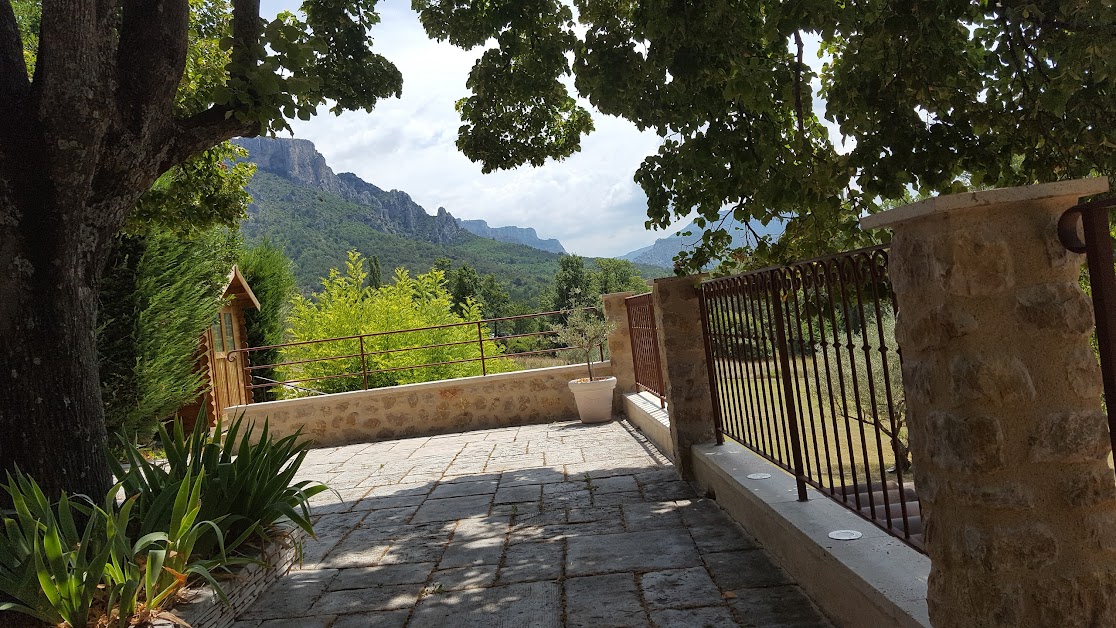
left=226, top=361, right=609, bottom=413
left=692, top=440, right=930, bottom=628
left=622, top=392, right=673, bottom=461
left=860, top=176, right=1110, bottom=230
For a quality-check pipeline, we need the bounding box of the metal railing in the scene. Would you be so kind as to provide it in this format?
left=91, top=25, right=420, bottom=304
left=1058, top=196, right=1116, bottom=465
left=699, top=245, right=922, bottom=551
left=625, top=293, right=667, bottom=406
left=229, top=308, right=605, bottom=400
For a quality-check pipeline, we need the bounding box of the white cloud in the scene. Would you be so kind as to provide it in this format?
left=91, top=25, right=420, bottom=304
left=257, top=1, right=850, bottom=257
left=260, top=0, right=679, bottom=257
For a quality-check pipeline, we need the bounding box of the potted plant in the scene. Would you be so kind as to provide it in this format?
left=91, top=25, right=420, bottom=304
left=555, top=310, right=617, bottom=423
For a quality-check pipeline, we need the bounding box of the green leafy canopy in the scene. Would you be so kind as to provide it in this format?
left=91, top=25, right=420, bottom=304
left=414, top=0, right=1116, bottom=271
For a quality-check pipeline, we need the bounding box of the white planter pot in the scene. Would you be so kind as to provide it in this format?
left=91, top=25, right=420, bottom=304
left=568, top=376, right=617, bottom=424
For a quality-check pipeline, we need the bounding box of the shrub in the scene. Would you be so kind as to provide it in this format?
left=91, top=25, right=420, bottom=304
left=278, top=252, right=515, bottom=395
left=110, top=413, right=329, bottom=559
left=0, top=469, right=225, bottom=628
left=239, top=240, right=298, bottom=402
left=98, top=227, right=240, bottom=441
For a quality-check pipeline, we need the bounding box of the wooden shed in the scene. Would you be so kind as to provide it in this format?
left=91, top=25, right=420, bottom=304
left=176, top=266, right=261, bottom=432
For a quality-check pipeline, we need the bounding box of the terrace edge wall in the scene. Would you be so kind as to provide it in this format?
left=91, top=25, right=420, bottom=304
left=224, top=362, right=612, bottom=446
left=863, top=177, right=1116, bottom=627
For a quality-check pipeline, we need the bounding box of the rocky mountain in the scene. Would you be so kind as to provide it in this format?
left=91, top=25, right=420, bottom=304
left=235, top=137, right=564, bottom=252
left=456, top=219, right=566, bottom=254
left=620, top=214, right=785, bottom=269
left=233, top=137, right=669, bottom=300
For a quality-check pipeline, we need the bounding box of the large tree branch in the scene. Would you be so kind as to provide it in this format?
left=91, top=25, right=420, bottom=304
left=116, top=0, right=190, bottom=134
left=158, top=105, right=258, bottom=175
left=0, top=1, right=29, bottom=109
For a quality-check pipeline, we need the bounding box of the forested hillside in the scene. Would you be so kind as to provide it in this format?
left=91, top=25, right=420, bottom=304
left=241, top=171, right=668, bottom=303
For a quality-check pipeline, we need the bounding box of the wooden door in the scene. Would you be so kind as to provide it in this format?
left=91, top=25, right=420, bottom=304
left=210, top=307, right=249, bottom=412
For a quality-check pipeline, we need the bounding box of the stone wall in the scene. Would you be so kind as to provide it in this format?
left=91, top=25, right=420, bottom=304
left=153, top=526, right=306, bottom=628
left=653, top=274, right=716, bottom=478
left=863, top=178, right=1116, bottom=627
left=224, top=363, right=613, bottom=447
left=602, top=291, right=638, bottom=414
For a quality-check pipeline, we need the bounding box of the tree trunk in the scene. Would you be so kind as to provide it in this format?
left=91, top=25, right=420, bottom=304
left=0, top=192, right=114, bottom=502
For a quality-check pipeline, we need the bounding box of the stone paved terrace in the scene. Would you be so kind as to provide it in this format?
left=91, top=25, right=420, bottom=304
left=232, top=420, right=832, bottom=628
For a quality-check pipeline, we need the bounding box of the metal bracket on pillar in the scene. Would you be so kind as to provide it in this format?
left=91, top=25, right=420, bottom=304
left=1057, top=196, right=1116, bottom=466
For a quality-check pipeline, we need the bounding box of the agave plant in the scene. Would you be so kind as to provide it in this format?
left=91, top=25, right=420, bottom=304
left=111, top=412, right=329, bottom=559
left=0, top=470, right=111, bottom=627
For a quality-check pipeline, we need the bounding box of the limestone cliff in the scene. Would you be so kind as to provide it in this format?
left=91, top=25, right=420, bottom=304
left=235, top=137, right=464, bottom=245
left=235, top=137, right=566, bottom=252
left=456, top=219, right=567, bottom=254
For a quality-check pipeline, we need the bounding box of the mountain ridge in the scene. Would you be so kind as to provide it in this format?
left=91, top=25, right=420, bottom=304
left=234, top=137, right=568, bottom=254
left=620, top=214, right=785, bottom=268
left=232, top=137, right=670, bottom=301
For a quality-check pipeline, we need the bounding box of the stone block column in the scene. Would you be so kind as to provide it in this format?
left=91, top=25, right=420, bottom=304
left=653, top=274, right=716, bottom=478
left=862, top=177, right=1116, bottom=627
left=602, top=291, right=638, bottom=414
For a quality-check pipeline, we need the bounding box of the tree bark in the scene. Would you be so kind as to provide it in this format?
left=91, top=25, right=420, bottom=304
left=0, top=193, right=115, bottom=502
left=0, top=0, right=262, bottom=503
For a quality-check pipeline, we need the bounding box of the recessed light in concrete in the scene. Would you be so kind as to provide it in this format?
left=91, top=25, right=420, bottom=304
left=746, top=473, right=772, bottom=480
left=828, top=530, right=863, bottom=541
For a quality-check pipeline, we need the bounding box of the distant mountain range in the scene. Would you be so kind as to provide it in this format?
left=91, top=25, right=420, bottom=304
left=456, top=219, right=566, bottom=254
left=234, top=137, right=567, bottom=254
left=620, top=214, right=785, bottom=269
left=233, top=137, right=668, bottom=301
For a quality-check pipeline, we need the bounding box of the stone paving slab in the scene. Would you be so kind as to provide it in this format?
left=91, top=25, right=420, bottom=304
left=239, top=420, right=831, bottom=627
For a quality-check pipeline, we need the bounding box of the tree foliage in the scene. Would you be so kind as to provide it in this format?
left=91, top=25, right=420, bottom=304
left=98, top=228, right=240, bottom=440
left=276, top=252, right=514, bottom=396
left=239, top=240, right=299, bottom=402
left=416, top=0, right=1116, bottom=270
left=551, top=254, right=648, bottom=311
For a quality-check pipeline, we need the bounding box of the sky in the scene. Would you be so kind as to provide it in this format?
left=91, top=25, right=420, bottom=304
left=258, top=0, right=678, bottom=258
left=258, top=1, right=841, bottom=258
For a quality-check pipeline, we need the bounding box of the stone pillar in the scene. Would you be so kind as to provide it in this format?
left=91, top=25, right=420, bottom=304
left=861, top=177, right=1116, bottom=627
left=653, top=274, right=716, bottom=478
left=602, top=291, right=638, bottom=415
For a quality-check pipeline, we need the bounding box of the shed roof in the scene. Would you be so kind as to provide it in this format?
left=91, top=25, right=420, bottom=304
left=224, top=265, right=261, bottom=311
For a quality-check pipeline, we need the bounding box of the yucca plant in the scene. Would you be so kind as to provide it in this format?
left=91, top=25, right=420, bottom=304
left=101, top=470, right=229, bottom=626
left=111, top=412, right=329, bottom=559
left=0, top=470, right=111, bottom=628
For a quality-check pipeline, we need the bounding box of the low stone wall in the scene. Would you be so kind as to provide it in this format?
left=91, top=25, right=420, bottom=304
left=153, top=525, right=305, bottom=628
left=691, top=441, right=930, bottom=628
left=224, top=363, right=613, bottom=447
left=622, top=392, right=673, bottom=461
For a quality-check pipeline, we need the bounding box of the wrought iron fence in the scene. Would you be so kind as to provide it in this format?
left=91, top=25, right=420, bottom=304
left=230, top=308, right=605, bottom=400
left=625, top=293, right=667, bottom=406
left=699, top=245, right=922, bottom=550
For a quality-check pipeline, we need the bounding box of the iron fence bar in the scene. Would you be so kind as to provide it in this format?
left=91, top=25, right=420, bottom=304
left=478, top=322, right=487, bottom=376
left=739, top=275, right=771, bottom=458
left=1058, top=197, right=1116, bottom=465
left=787, top=266, right=824, bottom=486
left=761, top=274, right=793, bottom=465
left=699, top=284, right=726, bottom=445
left=804, top=263, right=838, bottom=492
left=228, top=306, right=599, bottom=356
left=359, top=336, right=369, bottom=390
left=771, top=271, right=809, bottom=501
left=850, top=253, right=892, bottom=527
left=734, top=276, right=768, bottom=456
